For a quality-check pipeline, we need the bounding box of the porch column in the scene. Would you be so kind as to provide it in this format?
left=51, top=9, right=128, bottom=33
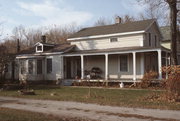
left=133, top=52, right=136, bottom=82
left=105, top=54, right=109, bottom=80
left=81, top=55, right=84, bottom=79
left=158, top=50, right=162, bottom=80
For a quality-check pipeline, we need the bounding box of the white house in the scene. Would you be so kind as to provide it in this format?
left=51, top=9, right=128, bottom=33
left=6, top=18, right=178, bottom=83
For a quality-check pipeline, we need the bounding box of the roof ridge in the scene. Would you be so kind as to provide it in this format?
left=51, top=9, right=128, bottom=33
left=69, top=19, right=156, bottom=39
left=81, top=19, right=155, bottom=30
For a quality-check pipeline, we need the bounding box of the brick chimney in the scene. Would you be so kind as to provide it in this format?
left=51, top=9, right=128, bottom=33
left=115, top=16, right=122, bottom=24
left=41, top=35, right=46, bottom=43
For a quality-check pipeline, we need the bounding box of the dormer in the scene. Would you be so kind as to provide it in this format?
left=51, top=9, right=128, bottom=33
left=35, top=42, right=55, bottom=53
left=35, top=42, right=44, bottom=53
left=35, top=35, right=55, bottom=53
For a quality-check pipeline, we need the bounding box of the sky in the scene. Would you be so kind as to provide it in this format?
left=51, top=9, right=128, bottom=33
left=0, top=0, right=146, bottom=40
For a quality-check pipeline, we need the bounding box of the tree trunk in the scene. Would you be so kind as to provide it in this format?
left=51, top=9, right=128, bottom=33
left=168, top=0, right=178, bottom=65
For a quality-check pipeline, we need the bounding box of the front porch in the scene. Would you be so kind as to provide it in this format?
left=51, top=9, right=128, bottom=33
left=63, top=47, right=170, bottom=83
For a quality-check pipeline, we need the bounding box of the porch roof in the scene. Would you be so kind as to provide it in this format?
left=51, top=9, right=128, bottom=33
left=63, top=46, right=170, bottom=56
left=17, top=44, right=75, bottom=55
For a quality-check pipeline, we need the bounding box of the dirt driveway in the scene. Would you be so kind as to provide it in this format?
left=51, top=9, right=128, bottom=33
left=0, top=96, right=180, bottom=121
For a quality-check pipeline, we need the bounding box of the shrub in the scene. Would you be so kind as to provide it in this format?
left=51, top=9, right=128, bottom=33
left=140, top=71, right=158, bottom=88
left=162, top=65, right=180, bottom=102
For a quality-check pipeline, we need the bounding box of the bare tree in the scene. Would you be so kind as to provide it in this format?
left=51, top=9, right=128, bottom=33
left=120, top=15, right=136, bottom=23
left=137, top=0, right=169, bottom=25
left=46, top=24, right=79, bottom=44
left=94, top=17, right=113, bottom=26
left=0, top=44, right=15, bottom=82
left=138, top=0, right=180, bottom=65
left=166, top=0, right=178, bottom=65
left=94, top=15, right=135, bottom=26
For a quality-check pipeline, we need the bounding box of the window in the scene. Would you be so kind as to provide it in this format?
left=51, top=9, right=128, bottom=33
left=28, top=60, right=33, bottom=74
left=155, top=35, right=157, bottom=47
left=119, top=55, right=128, bottom=72
left=149, top=33, right=151, bottom=46
left=5, top=64, right=8, bottom=72
left=37, top=60, right=42, bottom=74
left=110, top=38, right=118, bottom=42
left=20, top=60, right=26, bottom=74
left=36, top=45, right=43, bottom=52
left=47, top=58, right=52, bottom=74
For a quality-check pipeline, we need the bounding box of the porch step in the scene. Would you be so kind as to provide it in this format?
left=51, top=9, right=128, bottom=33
left=62, top=80, right=74, bottom=86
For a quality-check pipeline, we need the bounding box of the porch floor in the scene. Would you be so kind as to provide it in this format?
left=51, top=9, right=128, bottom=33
left=62, top=79, right=141, bottom=86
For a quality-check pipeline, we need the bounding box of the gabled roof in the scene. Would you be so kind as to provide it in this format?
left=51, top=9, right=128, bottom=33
left=68, top=19, right=156, bottom=40
left=34, top=42, right=55, bottom=46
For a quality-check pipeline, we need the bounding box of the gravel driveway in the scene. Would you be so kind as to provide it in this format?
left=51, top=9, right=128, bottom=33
left=0, top=96, right=180, bottom=121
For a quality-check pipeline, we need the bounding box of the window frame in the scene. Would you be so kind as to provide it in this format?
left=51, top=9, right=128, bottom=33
left=37, top=59, right=43, bottom=74
left=149, top=33, right=151, bottom=46
left=118, top=54, right=129, bottom=72
left=5, top=64, right=8, bottom=72
left=36, top=44, right=43, bottom=53
left=20, top=60, right=26, bottom=74
left=46, top=58, right=52, bottom=74
left=28, top=60, right=34, bottom=74
left=110, top=38, right=118, bottom=43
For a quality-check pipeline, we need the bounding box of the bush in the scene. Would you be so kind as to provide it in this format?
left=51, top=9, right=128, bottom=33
left=140, top=71, right=158, bottom=88
left=162, top=65, right=180, bottom=102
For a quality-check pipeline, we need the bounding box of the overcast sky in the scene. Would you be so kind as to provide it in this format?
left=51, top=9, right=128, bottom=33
left=0, top=0, right=146, bottom=39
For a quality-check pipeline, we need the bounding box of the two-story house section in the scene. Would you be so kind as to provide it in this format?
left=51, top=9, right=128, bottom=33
left=64, top=18, right=170, bottom=82
left=7, top=18, right=171, bottom=83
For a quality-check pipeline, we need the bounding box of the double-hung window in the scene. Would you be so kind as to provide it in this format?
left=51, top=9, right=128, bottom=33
left=47, top=58, right=52, bottom=74
left=20, top=60, right=26, bottom=74
left=28, top=60, right=33, bottom=74
left=37, top=60, right=42, bottom=74
left=119, top=55, right=128, bottom=72
left=110, top=38, right=118, bottom=42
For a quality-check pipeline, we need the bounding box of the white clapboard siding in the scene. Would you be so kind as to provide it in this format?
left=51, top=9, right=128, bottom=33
left=71, top=34, right=143, bottom=50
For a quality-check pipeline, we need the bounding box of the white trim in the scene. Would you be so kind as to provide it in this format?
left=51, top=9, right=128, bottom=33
left=16, top=56, right=45, bottom=59
left=36, top=45, right=43, bottom=53
left=157, top=50, right=162, bottom=79
left=34, top=42, right=54, bottom=47
left=81, top=55, right=84, bottom=79
left=105, top=54, right=109, bottom=80
left=67, top=31, right=145, bottom=41
left=16, top=52, right=63, bottom=59
left=133, top=52, right=136, bottom=82
left=63, top=48, right=162, bottom=57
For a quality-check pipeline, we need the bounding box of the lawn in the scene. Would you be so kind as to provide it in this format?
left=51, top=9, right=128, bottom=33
left=0, top=108, right=92, bottom=121
left=0, top=85, right=180, bottom=110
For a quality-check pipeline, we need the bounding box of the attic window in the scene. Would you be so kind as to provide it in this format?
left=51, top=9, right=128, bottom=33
left=110, top=38, right=118, bottom=42
left=37, top=46, right=42, bottom=51
left=36, top=45, right=43, bottom=52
